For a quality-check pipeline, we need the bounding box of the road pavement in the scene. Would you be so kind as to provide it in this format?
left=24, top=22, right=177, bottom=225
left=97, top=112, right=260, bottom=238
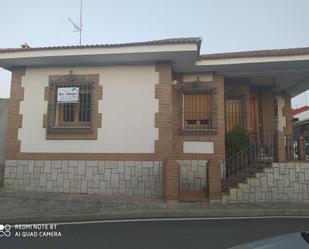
left=0, top=217, right=308, bottom=249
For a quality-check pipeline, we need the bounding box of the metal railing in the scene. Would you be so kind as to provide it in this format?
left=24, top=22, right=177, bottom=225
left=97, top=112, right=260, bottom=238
left=221, top=145, right=252, bottom=178
left=221, top=130, right=275, bottom=179
left=285, top=136, right=309, bottom=161
left=249, top=130, right=275, bottom=162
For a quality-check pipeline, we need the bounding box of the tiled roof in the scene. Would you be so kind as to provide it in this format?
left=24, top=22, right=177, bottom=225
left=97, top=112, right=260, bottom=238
left=199, top=47, right=309, bottom=60
left=292, top=106, right=309, bottom=115
left=0, top=37, right=202, bottom=53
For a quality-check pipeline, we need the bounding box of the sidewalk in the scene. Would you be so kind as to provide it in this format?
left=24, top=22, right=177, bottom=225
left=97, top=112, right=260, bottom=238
left=1, top=189, right=309, bottom=224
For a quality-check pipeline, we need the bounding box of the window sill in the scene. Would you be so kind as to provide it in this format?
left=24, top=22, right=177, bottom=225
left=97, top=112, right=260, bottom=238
left=47, top=126, right=93, bottom=134
left=178, top=129, right=217, bottom=135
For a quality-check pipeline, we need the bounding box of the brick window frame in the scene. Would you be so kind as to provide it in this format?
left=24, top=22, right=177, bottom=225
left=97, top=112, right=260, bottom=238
left=43, top=73, right=102, bottom=140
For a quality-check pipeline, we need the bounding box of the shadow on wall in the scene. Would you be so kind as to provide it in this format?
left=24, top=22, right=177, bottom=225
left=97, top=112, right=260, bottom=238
left=0, top=99, right=9, bottom=186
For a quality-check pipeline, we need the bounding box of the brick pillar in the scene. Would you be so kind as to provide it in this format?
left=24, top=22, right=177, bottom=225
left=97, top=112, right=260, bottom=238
left=276, top=131, right=286, bottom=162
left=164, top=160, right=179, bottom=200
left=6, top=68, right=25, bottom=160
left=208, top=75, right=225, bottom=200
left=274, top=94, right=292, bottom=162
left=208, top=159, right=222, bottom=199
left=155, top=62, right=177, bottom=201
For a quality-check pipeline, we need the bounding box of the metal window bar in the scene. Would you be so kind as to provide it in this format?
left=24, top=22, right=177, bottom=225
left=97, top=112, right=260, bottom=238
left=285, top=136, right=309, bottom=161
left=48, top=81, right=94, bottom=130
left=180, top=94, right=216, bottom=133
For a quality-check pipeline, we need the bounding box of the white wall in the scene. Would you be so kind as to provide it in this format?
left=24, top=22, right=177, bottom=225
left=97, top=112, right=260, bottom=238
left=183, top=141, right=214, bottom=154
left=18, top=66, right=159, bottom=153
left=294, top=109, right=309, bottom=121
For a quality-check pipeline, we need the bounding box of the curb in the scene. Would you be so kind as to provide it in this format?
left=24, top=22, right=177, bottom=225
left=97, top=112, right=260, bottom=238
left=2, top=208, right=309, bottom=224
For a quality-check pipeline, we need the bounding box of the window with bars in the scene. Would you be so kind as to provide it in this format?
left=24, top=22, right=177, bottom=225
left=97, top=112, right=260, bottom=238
left=225, top=97, right=246, bottom=132
left=45, top=73, right=102, bottom=141
left=57, top=90, right=92, bottom=126
left=181, top=93, right=216, bottom=132
left=55, top=85, right=93, bottom=128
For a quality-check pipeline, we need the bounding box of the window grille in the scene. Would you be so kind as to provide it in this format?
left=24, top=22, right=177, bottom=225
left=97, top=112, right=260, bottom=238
left=180, top=93, right=217, bottom=133
left=47, top=77, right=95, bottom=133
left=225, top=97, right=247, bottom=132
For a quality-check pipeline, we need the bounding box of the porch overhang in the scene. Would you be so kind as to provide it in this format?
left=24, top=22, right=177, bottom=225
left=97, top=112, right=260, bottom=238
left=196, top=53, right=309, bottom=97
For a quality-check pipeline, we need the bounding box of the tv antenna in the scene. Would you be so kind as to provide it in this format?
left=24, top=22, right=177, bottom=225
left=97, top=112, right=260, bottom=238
left=68, top=0, right=83, bottom=45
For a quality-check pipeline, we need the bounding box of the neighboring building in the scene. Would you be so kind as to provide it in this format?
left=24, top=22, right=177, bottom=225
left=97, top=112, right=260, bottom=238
left=0, top=37, right=308, bottom=202
left=292, top=106, right=309, bottom=139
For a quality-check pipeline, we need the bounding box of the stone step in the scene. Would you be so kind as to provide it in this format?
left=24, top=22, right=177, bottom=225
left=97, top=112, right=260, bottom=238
left=221, top=162, right=273, bottom=193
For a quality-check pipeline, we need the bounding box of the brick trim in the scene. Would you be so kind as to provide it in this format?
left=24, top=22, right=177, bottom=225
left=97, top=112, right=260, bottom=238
left=11, top=153, right=157, bottom=160
left=6, top=68, right=25, bottom=159
left=171, top=74, right=225, bottom=200
left=172, top=75, right=225, bottom=161
left=43, top=74, right=102, bottom=140
left=154, top=63, right=179, bottom=200
left=154, top=63, right=173, bottom=160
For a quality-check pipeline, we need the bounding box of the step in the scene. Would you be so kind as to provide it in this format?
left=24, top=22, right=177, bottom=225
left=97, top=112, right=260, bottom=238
left=253, top=162, right=272, bottom=167
left=222, top=162, right=273, bottom=193
left=223, top=175, right=248, bottom=183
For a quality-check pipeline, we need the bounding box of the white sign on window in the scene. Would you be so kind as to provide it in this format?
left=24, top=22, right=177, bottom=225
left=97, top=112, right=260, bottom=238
left=57, top=87, right=79, bottom=103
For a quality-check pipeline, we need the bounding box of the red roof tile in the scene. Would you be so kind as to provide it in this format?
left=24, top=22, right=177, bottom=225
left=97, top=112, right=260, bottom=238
left=199, top=47, right=309, bottom=60
left=0, top=37, right=202, bottom=53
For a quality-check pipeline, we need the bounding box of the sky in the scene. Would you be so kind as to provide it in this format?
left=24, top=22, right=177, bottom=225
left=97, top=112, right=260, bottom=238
left=0, top=0, right=309, bottom=108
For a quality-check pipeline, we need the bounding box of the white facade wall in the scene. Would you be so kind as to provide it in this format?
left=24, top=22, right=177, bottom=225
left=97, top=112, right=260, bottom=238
left=183, top=141, right=214, bottom=154
left=18, top=66, right=159, bottom=153
left=294, top=109, right=309, bottom=121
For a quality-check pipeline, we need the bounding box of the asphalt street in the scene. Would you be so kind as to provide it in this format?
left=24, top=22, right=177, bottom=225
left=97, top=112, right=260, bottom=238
left=0, top=217, right=308, bottom=249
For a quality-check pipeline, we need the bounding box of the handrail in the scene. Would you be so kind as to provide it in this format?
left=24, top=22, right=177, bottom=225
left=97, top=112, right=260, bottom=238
left=222, top=130, right=275, bottom=179
left=220, top=145, right=253, bottom=179
left=224, top=145, right=252, bottom=162
left=221, top=142, right=274, bottom=179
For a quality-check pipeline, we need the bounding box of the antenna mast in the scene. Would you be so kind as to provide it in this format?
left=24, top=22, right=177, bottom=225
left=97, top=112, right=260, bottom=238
left=68, top=0, right=83, bottom=45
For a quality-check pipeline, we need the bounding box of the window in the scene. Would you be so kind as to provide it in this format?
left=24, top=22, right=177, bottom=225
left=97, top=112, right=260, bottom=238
left=57, top=89, right=92, bottom=126
left=44, top=73, right=102, bottom=140
left=182, top=94, right=215, bottom=132
left=225, top=97, right=245, bottom=132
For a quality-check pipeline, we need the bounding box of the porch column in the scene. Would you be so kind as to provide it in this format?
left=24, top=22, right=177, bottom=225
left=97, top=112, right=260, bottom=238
left=275, top=93, right=292, bottom=162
